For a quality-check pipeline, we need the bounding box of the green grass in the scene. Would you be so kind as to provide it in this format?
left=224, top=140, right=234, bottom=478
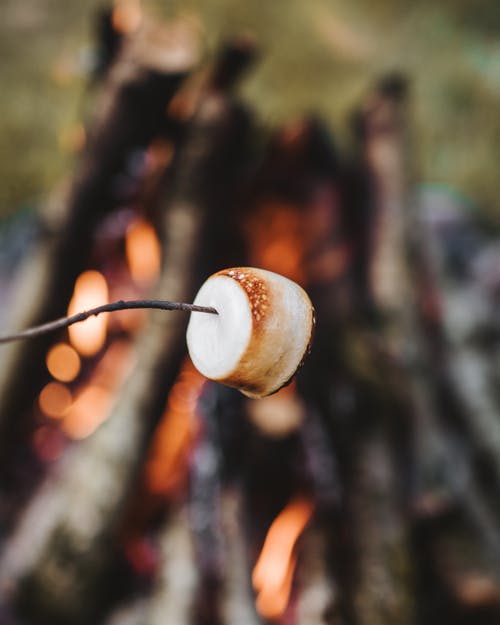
left=0, top=0, right=102, bottom=217
left=1, top=0, right=499, bottom=221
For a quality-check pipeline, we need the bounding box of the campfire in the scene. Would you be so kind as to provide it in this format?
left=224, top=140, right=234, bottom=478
left=1, top=8, right=500, bottom=625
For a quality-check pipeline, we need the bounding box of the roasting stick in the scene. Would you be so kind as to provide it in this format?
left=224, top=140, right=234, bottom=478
left=0, top=268, right=315, bottom=399
left=0, top=300, right=217, bottom=344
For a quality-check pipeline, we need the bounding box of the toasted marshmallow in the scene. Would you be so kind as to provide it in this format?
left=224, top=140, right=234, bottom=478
left=186, top=268, right=314, bottom=398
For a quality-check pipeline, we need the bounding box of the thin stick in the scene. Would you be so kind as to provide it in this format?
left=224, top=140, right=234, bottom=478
left=0, top=300, right=218, bottom=345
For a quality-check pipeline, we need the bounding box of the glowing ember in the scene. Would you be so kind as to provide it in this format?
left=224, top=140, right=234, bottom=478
left=125, top=218, right=162, bottom=286
left=252, top=497, right=314, bottom=620
left=46, top=342, right=81, bottom=382
left=38, top=382, right=72, bottom=419
left=67, top=270, right=109, bottom=357
left=146, top=360, right=203, bottom=497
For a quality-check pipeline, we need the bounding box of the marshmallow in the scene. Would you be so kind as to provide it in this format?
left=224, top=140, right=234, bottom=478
left=186, top=268, right=314, bottom=398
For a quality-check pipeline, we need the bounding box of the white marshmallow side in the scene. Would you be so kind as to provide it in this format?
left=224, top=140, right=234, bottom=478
left=186, top=275, right=252, bottom=379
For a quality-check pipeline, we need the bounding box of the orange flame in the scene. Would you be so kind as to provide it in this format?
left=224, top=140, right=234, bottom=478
left=245, top=201, right=306, bottom=285
left=252, top=497, right=314, bottom=620
left=67, top=270, right=109, bottom=357
left=46, top=342, right=81, bottom=382
left=145, top=360, right=204, bottom=497
left=38, top=382, right=72, bottom=419
left=125, top=218, right=162, bottom=286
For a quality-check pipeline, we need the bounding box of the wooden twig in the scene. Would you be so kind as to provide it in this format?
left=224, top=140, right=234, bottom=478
left=0, top=300, right=217, bottom=344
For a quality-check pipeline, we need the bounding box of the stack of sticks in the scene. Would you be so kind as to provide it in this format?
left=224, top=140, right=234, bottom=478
left=1, top=10, right=500, bottom=625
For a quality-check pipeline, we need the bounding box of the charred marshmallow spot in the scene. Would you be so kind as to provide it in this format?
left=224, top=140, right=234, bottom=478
left=222, top=269, right=269, bottom=322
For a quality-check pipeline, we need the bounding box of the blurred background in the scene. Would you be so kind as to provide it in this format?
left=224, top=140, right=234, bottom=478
left=2, top=0, right=500, bottom=221
left=1, top=1, right=500, bottom=625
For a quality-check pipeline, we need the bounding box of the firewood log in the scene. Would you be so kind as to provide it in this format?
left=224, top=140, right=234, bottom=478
left=0, top=22, right=198, bottom=460
left=218, top=490, right=261, bottom=625
left=146, top=505, right=199, bottom=625
left=12, top=70, right=253, bottom=625
left=358, top=76, right=500, bottom=623
left=345, top=77, right=415, bottom=625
